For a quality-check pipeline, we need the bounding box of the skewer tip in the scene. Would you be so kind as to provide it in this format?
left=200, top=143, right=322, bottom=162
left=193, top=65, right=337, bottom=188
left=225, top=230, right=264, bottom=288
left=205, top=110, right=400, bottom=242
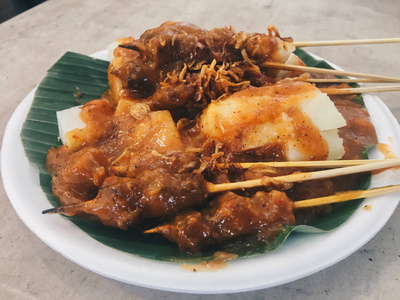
left=42, top=207, right=65, bottom=214
left=144, top=228, right=159, bottom=234
left=144, top=225, right=168, bottom=234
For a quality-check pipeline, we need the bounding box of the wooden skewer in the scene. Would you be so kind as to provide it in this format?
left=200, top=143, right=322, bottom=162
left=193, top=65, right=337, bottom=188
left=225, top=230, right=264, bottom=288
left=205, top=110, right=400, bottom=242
left=293, top=37, right=400, bottom=48
left=144, top=227, right=160, bottom=234
left=307, top=78, right=390, bottom=84
left=261, top=62, right=400, bottom=83
left=216, top=159, right=396, bottom=169
left=206, top=159, right=400, bottom=194
left=293, top=185, right=400, bottom=209
left=320, top=85, right=400, bottom=95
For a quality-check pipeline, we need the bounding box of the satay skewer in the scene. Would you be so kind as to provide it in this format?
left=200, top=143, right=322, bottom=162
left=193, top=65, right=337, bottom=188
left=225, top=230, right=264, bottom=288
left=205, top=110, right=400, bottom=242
left=307, top=78, right=394, bottom=84
left=293, top=37, right=400, bottom=48
left=261, top=62, right=400, bottom=83
left=216, top=159, right=397, bottom=169
left=320, top=85, right=400, bottom=95
left=293, top=185, right=400, bottom=209
left=141, top=186, right=400, bottom=227
left=206, top=159, right=400, bottom=194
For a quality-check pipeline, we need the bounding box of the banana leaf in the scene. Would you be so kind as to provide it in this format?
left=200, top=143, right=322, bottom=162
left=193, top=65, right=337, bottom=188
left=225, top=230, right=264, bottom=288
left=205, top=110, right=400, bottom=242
left=20, top=50, right=370, bottom=262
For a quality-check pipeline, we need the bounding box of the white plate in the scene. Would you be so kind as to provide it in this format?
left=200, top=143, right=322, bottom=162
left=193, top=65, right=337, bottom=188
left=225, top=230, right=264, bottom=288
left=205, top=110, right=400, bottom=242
left=2, top=51, right=400, bottom=294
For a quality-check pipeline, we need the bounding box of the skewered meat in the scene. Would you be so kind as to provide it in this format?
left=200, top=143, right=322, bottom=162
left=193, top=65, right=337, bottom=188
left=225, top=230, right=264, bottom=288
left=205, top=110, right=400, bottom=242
left=45, top=169, right=206, bottom=230
left=147, top=190, right=295, bottom=253
left=108, top=21, right=295, bottom=117
left=47, top=147, right=112, bottom=205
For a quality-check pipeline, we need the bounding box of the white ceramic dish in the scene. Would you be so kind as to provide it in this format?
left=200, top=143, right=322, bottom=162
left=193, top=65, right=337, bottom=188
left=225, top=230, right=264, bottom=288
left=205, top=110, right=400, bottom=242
left=2, top=51, right=400, bottom=294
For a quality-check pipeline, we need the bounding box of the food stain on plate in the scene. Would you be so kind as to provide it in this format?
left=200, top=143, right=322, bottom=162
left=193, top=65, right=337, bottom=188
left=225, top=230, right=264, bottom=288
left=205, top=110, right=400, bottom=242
left=363, top=204, right=372, bottom=212
left=378, top=137, right=398, bottom=159
left=181, top=252, right=239, bottom=272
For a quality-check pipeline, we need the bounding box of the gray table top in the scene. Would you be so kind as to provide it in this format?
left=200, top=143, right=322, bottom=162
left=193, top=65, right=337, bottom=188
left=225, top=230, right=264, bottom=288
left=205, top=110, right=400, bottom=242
left=1, top=0, right=399, bottom=299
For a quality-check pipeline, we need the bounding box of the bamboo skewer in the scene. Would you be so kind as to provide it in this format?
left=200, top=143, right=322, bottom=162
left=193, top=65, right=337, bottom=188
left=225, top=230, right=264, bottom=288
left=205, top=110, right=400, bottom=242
left=307, top=78, right=391, bottom=84
left=261, top=62, right=400, bottom=83
left=320, top=85, right=400, bottom=95
left=293, top=37, right=400, bottom=48
left=293, top=185, right=400, bottom=209
left=216, top=159, right=398, bottom=169
left=206, top=159, right=400, bottom=194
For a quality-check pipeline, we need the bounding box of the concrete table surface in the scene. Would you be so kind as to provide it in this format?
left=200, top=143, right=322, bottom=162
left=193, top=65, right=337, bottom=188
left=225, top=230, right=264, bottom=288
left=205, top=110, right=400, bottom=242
left=0, top=0, right=399, bottom=299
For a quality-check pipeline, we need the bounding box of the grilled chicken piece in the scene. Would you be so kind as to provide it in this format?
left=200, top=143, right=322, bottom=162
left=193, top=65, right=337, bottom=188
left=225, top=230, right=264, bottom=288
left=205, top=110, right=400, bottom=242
left=47, top=147, right=112, bottom=205
left=107, top=21, right=296, bottom=116
left=43, top=169, right=206, bottom=230
left=146, top=190, right=295, bottom=253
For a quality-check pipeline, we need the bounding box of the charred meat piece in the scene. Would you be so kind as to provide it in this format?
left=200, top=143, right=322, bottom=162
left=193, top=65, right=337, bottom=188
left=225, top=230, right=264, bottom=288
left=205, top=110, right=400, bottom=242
left=44, top=169, right=207, bottom=230
left=47, top=147, right=112, bottom=205
left=139, top=21, right=209, bottom=65
left=147, top=190, right=295, bottom=253
left=109, top=22, right=295, bottom=115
